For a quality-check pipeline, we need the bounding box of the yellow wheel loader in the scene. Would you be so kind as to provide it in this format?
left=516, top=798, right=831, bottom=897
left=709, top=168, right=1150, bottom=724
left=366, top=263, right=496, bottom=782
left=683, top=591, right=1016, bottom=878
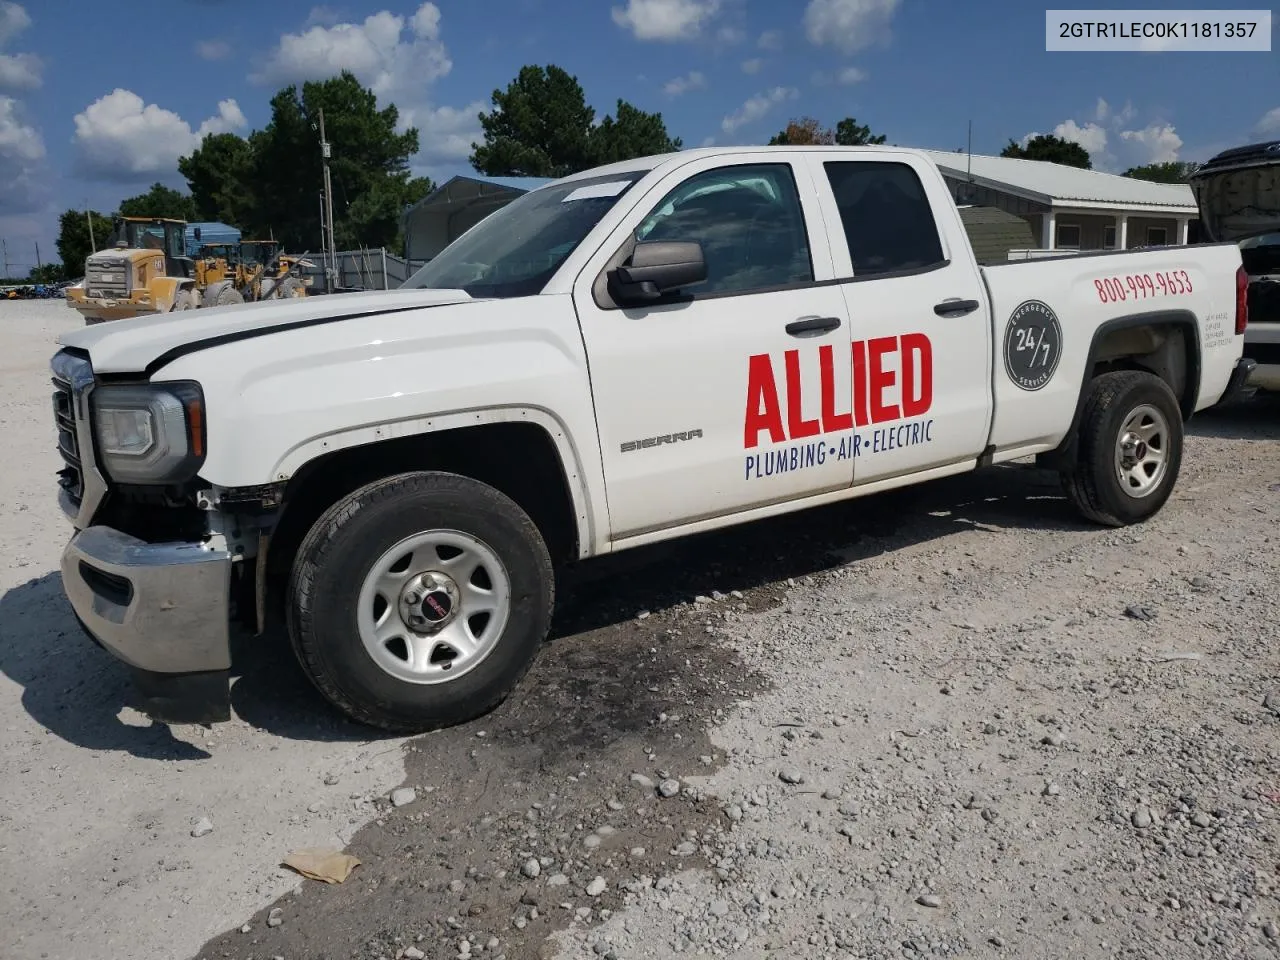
left=65, top=217, right=200, bottom=324
left=195, top=240, right=314, bottom=306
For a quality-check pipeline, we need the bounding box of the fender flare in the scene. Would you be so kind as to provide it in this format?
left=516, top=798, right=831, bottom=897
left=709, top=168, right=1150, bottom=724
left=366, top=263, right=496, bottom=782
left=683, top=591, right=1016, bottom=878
left=270, top=405, right=597, bottom=560
left=1047, top=309, right=1202, bottom=465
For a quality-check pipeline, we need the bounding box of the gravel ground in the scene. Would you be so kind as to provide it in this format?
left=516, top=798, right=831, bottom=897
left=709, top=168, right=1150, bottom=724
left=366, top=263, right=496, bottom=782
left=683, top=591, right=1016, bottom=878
left=3, top=299, right=1279, bottom=960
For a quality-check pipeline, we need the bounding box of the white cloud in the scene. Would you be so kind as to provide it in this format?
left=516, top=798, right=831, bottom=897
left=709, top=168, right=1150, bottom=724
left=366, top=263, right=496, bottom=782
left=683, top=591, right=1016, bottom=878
left=1053, top=118, right=1109, bottom=156
left=255, top=3, right=486, bottom=177
left=1019, top=101, right=1186, bottom=172
left=663, top=70, right=706, bottom=96
left=1119, top=123, right=1183, bottom=164
left=803, top=0, right=899, bottom=53
left=251, top=2, right=452, bottom=98
left=837, top=65, right=866, bottom=84
left=0, top=3, right=44, bottom=215
left=715, top=24, right=745, bottom=45
left=0, top=0, right=37, bottom=92
left=0, top=1, right=29, bottom=44
left=0, top=94, right=44, bottom=214
left=700, top=135, right=716, bottom=147
left=1256, top=107, right=1280, bottom=136
left=741, top=58, right=762, bottom=74
left=721, top=86, right=796, bottom=135
left=611, top=0, right=721, bottom=41
left=757, top=29, right=783, bottom=50
left=195, top=39, right=231, bottom=61
left=411, top=99, right=486, bottom=167
left=72, top=89, right=248, bottom=183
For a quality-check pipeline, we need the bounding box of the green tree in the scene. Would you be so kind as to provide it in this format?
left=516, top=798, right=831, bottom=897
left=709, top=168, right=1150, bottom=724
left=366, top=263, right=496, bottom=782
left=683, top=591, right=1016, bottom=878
left=55, top=208, right=115, bottom=277
left=178, top=132, right=256, bottom=226
left=1000, top=134, right=1091, bottom=169
left=29, top=263, right=64, bottom=283
left=834, top=117, right=886, bottom=146
left=117, top=182, right=199, bottom=221
left=246, top=71, right=422, bottom=251
left=470, top=64, right=682, bottom=177
left=768, top=116, right=885, bottom=146
left=1122, top=161, right=1199, bottom=183
left=471, top=65, right=596, bottom=177
left=589, top=100, right=682, bottom=165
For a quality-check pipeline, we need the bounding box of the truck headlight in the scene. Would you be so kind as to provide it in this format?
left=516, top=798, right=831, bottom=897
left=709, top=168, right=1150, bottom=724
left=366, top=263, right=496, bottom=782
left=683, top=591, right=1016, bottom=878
left=91, top=382, right=206, bottom=484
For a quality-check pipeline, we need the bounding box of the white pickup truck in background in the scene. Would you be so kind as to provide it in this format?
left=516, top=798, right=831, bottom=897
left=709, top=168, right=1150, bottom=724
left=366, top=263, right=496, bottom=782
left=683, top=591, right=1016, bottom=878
left=49, top=145, right=1253, bottom=731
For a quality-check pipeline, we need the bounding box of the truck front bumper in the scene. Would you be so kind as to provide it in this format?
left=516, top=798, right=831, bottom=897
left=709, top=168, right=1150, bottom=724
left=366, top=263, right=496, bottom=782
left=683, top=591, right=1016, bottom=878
left=61, top=526, right=233, bottom=724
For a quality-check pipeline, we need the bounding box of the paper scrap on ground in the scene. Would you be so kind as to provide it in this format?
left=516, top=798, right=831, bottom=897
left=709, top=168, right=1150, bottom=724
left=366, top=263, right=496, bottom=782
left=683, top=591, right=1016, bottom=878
left=282, top=848, right=361, bottom=884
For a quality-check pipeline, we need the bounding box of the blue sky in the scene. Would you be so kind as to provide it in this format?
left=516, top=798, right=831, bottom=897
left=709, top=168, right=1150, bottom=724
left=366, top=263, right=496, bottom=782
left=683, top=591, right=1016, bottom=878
left=0, top=0, right=1276, bottom=274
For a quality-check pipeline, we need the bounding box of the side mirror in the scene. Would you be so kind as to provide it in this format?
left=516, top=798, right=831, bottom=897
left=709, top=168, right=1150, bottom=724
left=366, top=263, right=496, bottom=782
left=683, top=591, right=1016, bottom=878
left=609, top=241, right=707, bottom=305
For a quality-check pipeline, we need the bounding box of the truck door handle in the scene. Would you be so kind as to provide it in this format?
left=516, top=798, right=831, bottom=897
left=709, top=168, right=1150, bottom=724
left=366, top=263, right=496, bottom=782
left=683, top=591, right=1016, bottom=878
left=785, top=316, right=842, bottom=337
left=934, top=299, right=980, bottom=317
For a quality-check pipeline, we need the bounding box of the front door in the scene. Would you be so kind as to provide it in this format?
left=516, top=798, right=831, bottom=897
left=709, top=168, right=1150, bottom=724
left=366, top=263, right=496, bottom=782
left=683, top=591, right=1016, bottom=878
left=572, top=156, right=856, bottom=540
left=803, top=152, right=994, bottom=487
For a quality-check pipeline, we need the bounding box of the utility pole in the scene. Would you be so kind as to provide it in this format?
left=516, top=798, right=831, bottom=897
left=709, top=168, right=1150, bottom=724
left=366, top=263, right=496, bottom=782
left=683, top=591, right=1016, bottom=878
left=86, top=202, right=97, bottom=253
left=2, top=239, right=8, bottom=279
left=35, top=241, right=41, bottom=270
left=318, top=108, right=337, bottom=293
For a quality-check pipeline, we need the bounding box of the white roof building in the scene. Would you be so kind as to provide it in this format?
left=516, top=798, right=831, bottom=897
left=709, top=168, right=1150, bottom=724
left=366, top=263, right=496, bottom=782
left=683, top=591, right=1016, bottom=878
left=919, top=149, right=1200, bottom=252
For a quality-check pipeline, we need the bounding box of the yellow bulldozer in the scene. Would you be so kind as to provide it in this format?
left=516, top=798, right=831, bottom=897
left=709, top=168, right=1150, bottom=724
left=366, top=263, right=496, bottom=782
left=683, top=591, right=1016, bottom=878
left=66, top=217, right=200, bottom=324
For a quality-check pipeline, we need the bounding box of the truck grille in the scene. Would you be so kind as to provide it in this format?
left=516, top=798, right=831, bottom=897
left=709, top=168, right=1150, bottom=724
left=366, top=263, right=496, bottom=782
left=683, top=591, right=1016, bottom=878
left=50, top=350, right=104, bottom=526
left=52, top=379, right=83, bottom=503
left=85, top=264, right=130, bottom=299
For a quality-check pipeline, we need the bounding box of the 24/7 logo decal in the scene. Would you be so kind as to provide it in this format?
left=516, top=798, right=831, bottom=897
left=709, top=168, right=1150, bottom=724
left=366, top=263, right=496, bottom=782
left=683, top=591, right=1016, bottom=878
left=742, top=334, right=936, bottom=481
left=1003, top=300, right=1062, bottom=392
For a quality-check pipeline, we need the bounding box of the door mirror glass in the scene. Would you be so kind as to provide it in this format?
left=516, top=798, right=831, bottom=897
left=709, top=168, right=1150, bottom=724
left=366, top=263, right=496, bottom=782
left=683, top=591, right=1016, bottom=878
left=609, top=240, right=707, bottom=305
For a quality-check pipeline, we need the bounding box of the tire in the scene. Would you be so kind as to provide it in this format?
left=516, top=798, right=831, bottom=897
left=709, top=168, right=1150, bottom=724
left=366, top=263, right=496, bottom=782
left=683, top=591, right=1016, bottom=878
left=274, top=277, right=304, bottom=299
left=1059, top=370, right=1183, bottom=526
left=214, top=286, right=245, bottom=307
left=171, top=289, right=196, bottom=312
left=286, top=471, right=555, bottom=732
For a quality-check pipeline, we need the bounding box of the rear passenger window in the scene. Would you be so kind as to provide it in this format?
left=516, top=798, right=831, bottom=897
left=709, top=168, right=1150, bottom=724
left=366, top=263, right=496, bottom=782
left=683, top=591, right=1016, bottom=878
left=634, top=164, right=814, bottom=296
left=823, top=161, right=946, bottom=276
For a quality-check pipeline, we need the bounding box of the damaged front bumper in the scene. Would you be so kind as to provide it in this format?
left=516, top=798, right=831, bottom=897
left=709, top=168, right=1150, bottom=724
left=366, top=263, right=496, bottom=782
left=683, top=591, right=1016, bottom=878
left=62, top=525, right=233, bottom=724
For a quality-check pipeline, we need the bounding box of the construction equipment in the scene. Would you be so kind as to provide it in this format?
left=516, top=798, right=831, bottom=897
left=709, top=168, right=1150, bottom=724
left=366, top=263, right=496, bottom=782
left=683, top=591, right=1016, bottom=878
left=195, top=239, right=314, bottom=306
left=65, top=217, right=200, bottom=324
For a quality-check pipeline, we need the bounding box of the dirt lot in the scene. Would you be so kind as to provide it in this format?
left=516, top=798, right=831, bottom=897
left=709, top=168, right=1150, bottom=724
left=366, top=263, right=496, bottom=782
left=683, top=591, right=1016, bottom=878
left=3, top=300, right=1279, bottom=960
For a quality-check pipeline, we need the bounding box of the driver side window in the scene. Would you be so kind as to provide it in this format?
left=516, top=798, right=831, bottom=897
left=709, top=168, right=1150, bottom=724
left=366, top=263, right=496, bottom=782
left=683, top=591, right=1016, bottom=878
left=634, top=163, right=814, bottom=297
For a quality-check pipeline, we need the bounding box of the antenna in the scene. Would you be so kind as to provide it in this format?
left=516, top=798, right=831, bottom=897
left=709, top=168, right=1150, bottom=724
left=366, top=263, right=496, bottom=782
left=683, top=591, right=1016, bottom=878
left=967, top=119, right=973, bottom=181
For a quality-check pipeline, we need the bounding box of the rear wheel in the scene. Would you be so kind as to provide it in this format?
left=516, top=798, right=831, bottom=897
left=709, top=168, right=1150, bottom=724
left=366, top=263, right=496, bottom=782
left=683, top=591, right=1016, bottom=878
left=274, top=277, right=304, bottom=299
left=286, top=471, right=555, bottom=732
left=1060, top=370, right=1183, bottom=526
left=171, top=289, right=197, bottom=312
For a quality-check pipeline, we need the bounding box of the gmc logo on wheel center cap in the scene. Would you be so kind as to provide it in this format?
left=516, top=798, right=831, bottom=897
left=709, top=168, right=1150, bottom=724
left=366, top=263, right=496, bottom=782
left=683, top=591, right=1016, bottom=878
left=422, top=591, right=452, bottom=622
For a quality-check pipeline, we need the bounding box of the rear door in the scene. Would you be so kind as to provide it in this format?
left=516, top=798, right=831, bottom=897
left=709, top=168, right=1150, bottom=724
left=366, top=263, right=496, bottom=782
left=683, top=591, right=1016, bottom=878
left=802, top=152, right=994, bottom=486
left=571, top=154, right=857, bottom=540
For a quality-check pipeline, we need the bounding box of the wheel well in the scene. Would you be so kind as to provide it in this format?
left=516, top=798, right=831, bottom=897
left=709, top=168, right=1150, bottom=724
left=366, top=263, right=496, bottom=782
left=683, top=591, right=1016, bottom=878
left=1086, top=320, right=1196, bottom=416
left=1041, top=318, right=1198, bottom=470
left=264, top=422, right=580, bottom=591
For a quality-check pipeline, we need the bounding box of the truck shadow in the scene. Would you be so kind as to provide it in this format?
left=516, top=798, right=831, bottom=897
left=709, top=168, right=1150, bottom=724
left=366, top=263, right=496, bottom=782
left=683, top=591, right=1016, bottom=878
left=0, top=462, right=1085, bottom=753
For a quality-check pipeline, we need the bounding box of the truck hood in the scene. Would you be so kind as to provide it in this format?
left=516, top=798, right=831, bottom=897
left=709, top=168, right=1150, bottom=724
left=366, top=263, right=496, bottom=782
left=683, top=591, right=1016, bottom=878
left=58, top=287, right=475, bottom=375
left=1188, top=140, right=1280, bottom=243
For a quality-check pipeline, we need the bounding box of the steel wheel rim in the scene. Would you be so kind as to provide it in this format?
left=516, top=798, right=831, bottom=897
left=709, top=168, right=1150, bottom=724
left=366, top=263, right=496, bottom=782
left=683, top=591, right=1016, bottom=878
left=1114, top=403, right=1170, bottom=499
left=356, top=529, right=512, bottom=685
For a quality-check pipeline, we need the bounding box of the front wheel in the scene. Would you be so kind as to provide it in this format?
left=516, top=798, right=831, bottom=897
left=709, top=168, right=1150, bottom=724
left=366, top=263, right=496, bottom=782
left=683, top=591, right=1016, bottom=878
left=286, top=471, right=555, bottom=732
left=1060, top=370, right=1184, bottom=526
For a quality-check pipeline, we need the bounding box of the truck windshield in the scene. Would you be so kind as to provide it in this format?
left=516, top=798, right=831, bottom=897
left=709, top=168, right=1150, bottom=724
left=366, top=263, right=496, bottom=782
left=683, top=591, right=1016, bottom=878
left=402, top=172, right=645, bottom=298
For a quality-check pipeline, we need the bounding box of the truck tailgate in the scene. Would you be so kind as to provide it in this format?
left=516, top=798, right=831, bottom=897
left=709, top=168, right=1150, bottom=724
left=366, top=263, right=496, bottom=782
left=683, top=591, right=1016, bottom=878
left=979, top=244, right=1244, bottom=457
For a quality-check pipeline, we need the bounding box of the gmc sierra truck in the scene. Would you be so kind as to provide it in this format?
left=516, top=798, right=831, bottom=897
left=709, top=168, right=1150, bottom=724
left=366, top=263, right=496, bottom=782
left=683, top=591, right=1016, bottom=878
left=49, top=145, right=1254, bottom=731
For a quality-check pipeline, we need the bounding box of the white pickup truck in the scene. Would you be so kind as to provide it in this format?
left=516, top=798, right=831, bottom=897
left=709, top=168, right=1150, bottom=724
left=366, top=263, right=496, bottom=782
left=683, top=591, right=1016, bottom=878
left=49, top=145, right=1253, bottom=731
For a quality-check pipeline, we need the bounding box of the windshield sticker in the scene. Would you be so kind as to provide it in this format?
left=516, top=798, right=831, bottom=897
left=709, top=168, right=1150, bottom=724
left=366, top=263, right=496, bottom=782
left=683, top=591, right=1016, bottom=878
left=741, top=336, right=936, bottom=481
left=561, top=181, right=633, bottom=202
left=1003, top=300, right=1062, bottom=392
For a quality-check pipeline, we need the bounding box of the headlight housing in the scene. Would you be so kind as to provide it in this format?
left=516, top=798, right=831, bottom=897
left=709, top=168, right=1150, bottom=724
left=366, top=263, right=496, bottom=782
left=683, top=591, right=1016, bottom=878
left=91, top=381, right=206, bottom=484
